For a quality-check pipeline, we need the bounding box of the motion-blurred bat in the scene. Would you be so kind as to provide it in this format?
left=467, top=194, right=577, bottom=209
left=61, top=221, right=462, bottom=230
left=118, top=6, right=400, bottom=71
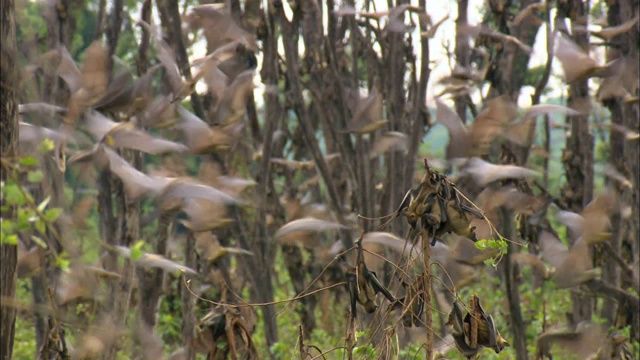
left=197, top=162, right=256, bottom=196
left=361, top=231, right=421, bottom=261
left=138, top=20, right=238, bottom=103
left=72, top=317, right=125, bottom=359
left=511, top=252, right=554, bottom=279
left=594, top=122, right=640, bottom=141
left=136, top=94, right=178, bottom=129
left=92, top=64, right=163, bottom=115
left=385, top=4, right=423, bottom=33
left=274, top=217, right=347, bottom=239
left=270, top=158, right=315, bottom=170
left=343, top=88, right=388, bottom=134
left=600, top=163, right=633, bottom=189
left=176, top=106, right=233, bottom=153
left=511, top=2, right=545, bottom=27
left=590, top=16, right=639, bottom=41
left=421, top=15, right=449, bottom=39
left=538, top=229, right=599, bottom=288
left=211, top=69, right=256, bottom=125
left=194, top=231, right=253, bottom=263
left=17, top=242, right=43, bottom=279
left=474, top=186, right=546, bottom=217
left=369, top=131, right=409, bottom=158
left=556, top=186, right=618, bottom=244
left=56, top=41, right=109, bottom=126
left=180, top=198, right=233, bottom=233
left=135, top=318, right=166, bottom=360
left=93, top=146, right=240, bottom=208
left=597, top=57, right=639, bottom=103
left=19, top=122, right=74, bottom=147
left=436, top=96, right=517, bottom=159
left=115, top=245, right=197, bottom=274
left=82, top=110, right=188, bottom=154
left=462, top=157, right=539, bottom=187
left=555, top=34, right=612, bottom=83
left=536, top=322, right=604, bottom=359
left=19, top=103, right=66, bottom=119
left=458, top=24, right=532, bottom=53
left=189, top=4, right=258, bottom=51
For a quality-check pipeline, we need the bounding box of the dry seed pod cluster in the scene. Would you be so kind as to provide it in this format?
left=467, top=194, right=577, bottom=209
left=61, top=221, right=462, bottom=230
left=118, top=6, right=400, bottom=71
left=395, top=159, right=484, bottom=244
left=447, top=294, right=509, bottom=359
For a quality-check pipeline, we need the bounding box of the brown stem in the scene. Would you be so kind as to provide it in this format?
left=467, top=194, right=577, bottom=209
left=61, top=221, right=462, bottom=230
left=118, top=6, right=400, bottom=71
left=422, top=229, right=434, bottom=360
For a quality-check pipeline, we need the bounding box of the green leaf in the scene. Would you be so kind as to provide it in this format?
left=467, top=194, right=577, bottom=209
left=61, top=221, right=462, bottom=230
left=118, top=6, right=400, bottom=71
left=1, top=220, right=14, bottom=234
left=54, top=256, right=70, bottom=273
left=474, top=239, right=489, bottom=250
left=27, top=170, right=44, bottom=184
left=19, top=156, right=39, bottom=167
left=484, top=258, right=496, bottom=267
left=37, top=139, right=55, bottom=154
left=1, top=234, right=18, bottom=245
left=35, top=219, right=46, bottom=235
left=3, top=183, right=25, bottom=206
left=17, top=209, right=33, bottom=231
left=37, top=196, right=51, bottom=213
left=30, top=235, right=48, bottom=249
left=131, top=240, right=146, bottom=261
left=43, top=208, right=63, bottom=223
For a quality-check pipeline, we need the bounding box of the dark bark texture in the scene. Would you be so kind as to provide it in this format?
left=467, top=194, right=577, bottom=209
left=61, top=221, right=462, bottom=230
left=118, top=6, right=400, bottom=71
left=1, top=0, right=18, bottom=358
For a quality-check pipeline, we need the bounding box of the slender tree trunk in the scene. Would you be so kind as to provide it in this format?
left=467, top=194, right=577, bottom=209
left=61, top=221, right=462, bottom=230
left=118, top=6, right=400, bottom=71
left=483, top=2, right=542, bottom=359
left=180, top=232, right=197, bottom=360
left=0, top=0, right=19, bottom=358
left=156, top=0, right=205, bottom=118
left=558, top=0, right=595, bottom=325
left=603, top=0, right=640, bottom=338
left=454, top=0, right=470, bottom=123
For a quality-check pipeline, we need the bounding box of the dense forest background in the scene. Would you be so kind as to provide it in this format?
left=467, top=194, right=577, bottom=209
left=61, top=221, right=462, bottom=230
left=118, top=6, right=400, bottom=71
left=1, top=0, right=639, bottom=359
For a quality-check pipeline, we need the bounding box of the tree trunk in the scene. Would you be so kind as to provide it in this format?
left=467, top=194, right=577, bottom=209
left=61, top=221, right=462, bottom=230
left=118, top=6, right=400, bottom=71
left=156, top=0, right=205, bottom=119
left=454, top=0, right=470, bottom=123
left=558, top=0, right=595, bottom=325
left=484, top=2, right=542, bottom=359
left=180, top=232, right=197, bottom=360
left=603, top=0, right=640, bottom=338
left=0, top=0, right=18, bottom=358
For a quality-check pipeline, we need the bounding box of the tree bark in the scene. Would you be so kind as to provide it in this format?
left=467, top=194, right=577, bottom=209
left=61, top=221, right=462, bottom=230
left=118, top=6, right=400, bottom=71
left=156, top=0, right=205, bottom=119
left=0, top=0, right=18, bottom=358
left=558, top=0, right=595, bottom=326
left=483, top=2, right=542, bottom=359
left=180, top=232, right=197, bottom=360
left=454, top=0, right=470, bottom=123
left=603, top=0, right=640, bottom=338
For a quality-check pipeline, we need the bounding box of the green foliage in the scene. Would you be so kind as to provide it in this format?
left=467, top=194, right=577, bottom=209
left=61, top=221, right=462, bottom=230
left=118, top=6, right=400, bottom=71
left=1, top=149, right=63, bottom=248
left=130, top=240, right=147, bottom=261
left=13, top=280, right=38, bottom=358
left=15, top=2, right=47, bottom=50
